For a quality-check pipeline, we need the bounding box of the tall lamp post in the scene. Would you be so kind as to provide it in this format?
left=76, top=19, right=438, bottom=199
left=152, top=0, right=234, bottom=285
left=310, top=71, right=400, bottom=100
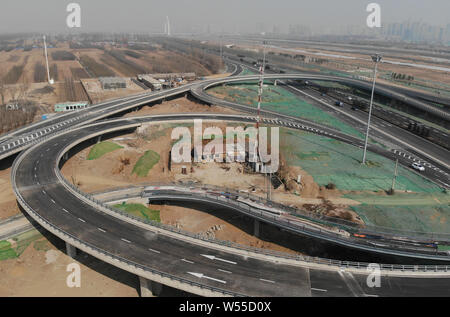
left=362, top=54, right=382, bottom=165
left=256, top=40, right=267, bottom=128
left=253, top=39, right=270, bottom=199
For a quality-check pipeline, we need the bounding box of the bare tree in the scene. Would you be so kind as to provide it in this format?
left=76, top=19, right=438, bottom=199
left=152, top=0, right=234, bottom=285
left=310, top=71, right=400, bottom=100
left=7, top=84, right=19, bottom=101
left=18, top=75, right=30, bottom=100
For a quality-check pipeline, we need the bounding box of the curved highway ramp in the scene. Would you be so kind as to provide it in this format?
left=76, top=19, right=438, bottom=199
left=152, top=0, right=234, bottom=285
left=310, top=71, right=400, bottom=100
left=10, top=114, right=450, bottom=296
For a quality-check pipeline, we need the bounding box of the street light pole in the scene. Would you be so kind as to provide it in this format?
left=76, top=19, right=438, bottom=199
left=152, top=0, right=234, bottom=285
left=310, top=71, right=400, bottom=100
left=256, top=40, right=267, bottom=128
left=362, top=54, right=382, bottom=165
left=219, top=35, right=223, bottom=59
left=390, top=158, right=398, bottom=194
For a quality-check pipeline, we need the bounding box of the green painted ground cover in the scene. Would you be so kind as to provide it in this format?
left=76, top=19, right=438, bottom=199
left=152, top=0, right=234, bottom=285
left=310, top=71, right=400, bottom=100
left=0, top=230, right=43, bottom=260
left=210, top=83, right=365, bottom=139
left=281, top=128, right=442, bottom=193
left=132, top=150, right=160, bottom=177
left=114, top=203, right=160, bottom=222
left=87, top=141, right=123, bottom=160
left=280, top=127, right=449, bottom=233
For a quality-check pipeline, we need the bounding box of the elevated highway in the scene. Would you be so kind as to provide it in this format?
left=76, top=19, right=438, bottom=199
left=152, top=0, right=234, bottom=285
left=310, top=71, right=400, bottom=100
left=191, top=77, right=450, bottom=186
left=10, top=113, right=450, bottom=296
left=2, top=70, right=449, bottom=168
left=2, top=62, right=450, bottom=296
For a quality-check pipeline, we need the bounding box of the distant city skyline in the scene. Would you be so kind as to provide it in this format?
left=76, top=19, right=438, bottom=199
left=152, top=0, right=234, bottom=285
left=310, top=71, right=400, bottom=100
left=0, top=0, right=449, bottom=44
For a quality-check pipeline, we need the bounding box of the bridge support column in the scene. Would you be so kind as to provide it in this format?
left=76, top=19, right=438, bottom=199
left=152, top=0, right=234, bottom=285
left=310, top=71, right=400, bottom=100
left=65, top=242, right=77, bottom=258
left=63, top=152, right=69, bottom=161
left=96, top=136, right=102, bottom=144
left=254, top=219, right=260, bottom=238
left=139, top=276, right=163, bottom=297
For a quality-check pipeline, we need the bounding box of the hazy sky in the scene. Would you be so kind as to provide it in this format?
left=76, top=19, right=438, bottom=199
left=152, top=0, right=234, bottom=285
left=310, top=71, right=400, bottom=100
left=0, top=0, right=449, bottom=34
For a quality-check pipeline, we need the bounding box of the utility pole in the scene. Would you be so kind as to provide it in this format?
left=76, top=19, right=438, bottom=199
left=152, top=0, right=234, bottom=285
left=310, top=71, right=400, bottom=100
left=362, top=54, right=382, bottom=164
left=390, top=158, right=398, bottom=194
left=268, top=172, right=272, bottom=200
left=166, top=16, right=171, bottom=36
left=256, top=41, right=267, bottom=127
left=43, top=35, right=53, bottom=85
left=219, top=35, right=223, bottom=59
left=254, top=40, right=269, bottom=200
left=252, top=40, right=267, bottom=164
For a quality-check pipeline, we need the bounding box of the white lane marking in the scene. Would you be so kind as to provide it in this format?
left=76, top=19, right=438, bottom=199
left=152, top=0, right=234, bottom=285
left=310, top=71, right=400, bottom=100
left=41, top=190, right=46, bottom=195
left=121, top=238, right=131, bottom=243
left=50, top=199, right=56, bottom=204
left=311, top=288, right=328, bottom=292
left=437, top=180, right=450, bottom=187
left=187, top=272, right=227, bottom=284
left=97, top=228, right=106, bottom=233
left=78, top=218, right=86, bottom=223
left=200, top=254, right=237, bottom=265
left=338, top=271, right=365, bottom=297
left=259, top=278, right=275, bottom=284
left=148, top=248, right=160, bottom=254
left=62, top=208, right=69, bottom=213
left=218, top=269, right=232, bottom=274
left=181, top=259, right=194, bottom=264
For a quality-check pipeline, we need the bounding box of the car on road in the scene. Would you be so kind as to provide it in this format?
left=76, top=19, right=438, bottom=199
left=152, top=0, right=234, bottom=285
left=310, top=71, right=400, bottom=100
left=335, top=101, right=344, bottom=107
left=411, top=162, right=425, bottom=172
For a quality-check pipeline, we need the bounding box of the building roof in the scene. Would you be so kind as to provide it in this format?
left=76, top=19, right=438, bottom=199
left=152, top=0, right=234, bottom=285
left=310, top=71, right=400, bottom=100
left=54, top=101, right=89, bottom=107
left=99, top=77, right=127, bottom=84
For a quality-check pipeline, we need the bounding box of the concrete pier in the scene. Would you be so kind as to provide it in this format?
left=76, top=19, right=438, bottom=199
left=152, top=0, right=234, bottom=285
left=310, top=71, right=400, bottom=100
left=254, top=219, right=260, bottom=238
left=65, top=242, right=77, bottom=258
left=139, top=276, right=163, bottom=297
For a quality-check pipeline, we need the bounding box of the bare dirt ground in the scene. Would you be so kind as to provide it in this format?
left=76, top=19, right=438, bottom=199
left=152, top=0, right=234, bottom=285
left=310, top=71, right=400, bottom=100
left=0, top=43, right=224, bottom=129
left=237, top=43, right=450, bottom=91
left=123, top=95, right=241, bottom=118
left=0, top=95, right=363, bottom=295
left=60, top=97, right=362, bottom=244
left=173, top=162, right=362, bottom=224
left=80, top=77, right=144, bottom=104
left=156, top=203, right=299, bottom=254
left=0, top=233, right=138, bottom=296
left=0, top=167, right=20, bottom=220
left=58, top=96, right=229, bottom=192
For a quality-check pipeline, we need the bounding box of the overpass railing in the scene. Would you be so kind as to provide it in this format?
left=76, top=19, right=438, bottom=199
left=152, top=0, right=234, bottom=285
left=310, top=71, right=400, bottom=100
left=11, top=162, right=243, bottom=297
left=18, top=115, right=450, bottom=274
left=94, top=181, right=450, bottom=244
left=144, top=189, right=450, bottom=258
left=60, top=177, right=450, bottom=272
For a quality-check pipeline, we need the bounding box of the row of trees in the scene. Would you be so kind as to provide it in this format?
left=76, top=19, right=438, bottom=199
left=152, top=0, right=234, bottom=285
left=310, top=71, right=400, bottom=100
left=51, top=50, right=76, bottom=61
left=156, top=38, right=224, bottom=75
left=0, top=65, right=31, bottom=105
left=0, top=101, right=37, bottom=134
left=0, top=65, right=34, bottom=134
